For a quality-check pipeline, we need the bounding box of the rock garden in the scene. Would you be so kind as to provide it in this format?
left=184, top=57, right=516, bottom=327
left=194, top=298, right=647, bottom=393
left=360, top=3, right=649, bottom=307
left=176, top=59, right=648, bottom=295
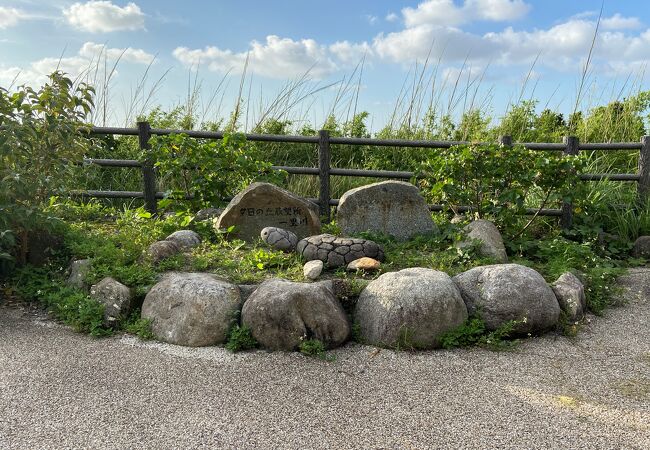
left=3, top=72, right=648, bottom=358
left=8, top=177, right=642, bottom=357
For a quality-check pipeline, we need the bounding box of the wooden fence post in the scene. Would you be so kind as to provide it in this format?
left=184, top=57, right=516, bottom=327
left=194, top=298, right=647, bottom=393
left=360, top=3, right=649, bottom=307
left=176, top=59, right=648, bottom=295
left=318, top=129, right=331, bottom=222
left=138, top=121, right=158, bottom=216
left=498, top=135, right=512, bottom=146
left=638, top=135, right=650, bottom=205
left=561, top=136, right=579, bottom=229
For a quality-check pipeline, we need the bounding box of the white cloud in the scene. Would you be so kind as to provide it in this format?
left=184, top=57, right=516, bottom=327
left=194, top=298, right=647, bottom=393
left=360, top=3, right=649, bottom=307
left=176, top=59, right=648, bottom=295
left=79, top=41, right=155, bottom=64
left=173, top=35, right=339, bottom=79
left=385, top=12, right=399, bottom=22
left=1, top=42, right=154, bottom=88
left=329, top=41, right=371, bottom=65
left=0, top=7, right=26, bottom=29
left=403, top=0, right=530, bottom=27
left=373, top=24, right=499, bottom=64
left=601, top=14, right=642, bottom=30
left=63, top=1, right=145, bottom=33
left=366, top=15, right=378, bottom=25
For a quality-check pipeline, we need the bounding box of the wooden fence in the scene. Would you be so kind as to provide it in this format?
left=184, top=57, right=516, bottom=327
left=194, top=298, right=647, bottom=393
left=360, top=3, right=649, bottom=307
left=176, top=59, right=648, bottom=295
left=79, top=121, right=650, bottom=228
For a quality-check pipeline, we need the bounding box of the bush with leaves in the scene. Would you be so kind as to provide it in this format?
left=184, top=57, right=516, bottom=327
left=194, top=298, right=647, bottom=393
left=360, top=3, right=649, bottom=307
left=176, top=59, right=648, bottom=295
left=418, top=143, right=584, bottom=236
left=149, top=132, right=284, bottom=210
left=0, top=71, right=96, bottom=266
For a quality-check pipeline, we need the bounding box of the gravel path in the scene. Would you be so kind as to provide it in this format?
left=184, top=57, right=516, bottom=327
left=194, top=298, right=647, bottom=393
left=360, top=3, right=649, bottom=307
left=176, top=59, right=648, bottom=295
left=1, top=269, right=649, bottom=449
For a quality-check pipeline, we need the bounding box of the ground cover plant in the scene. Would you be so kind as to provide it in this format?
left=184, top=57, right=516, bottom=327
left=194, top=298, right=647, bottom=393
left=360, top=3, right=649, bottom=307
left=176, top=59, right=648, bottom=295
left=1, top=71, right=648, bottom=353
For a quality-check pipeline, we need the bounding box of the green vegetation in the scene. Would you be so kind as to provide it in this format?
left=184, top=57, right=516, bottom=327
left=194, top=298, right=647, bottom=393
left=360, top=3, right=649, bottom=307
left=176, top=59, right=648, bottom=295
left=419, top=143, right=583, bottom=237
left=150, top=132, right=284, bottom=210
left=225, top=325, right=258, bottom=353
left=299, top=338, right=334, bottom=360
left=439, top=317, right=522, bottom=351
left=1, top=71, right=648, bottom=348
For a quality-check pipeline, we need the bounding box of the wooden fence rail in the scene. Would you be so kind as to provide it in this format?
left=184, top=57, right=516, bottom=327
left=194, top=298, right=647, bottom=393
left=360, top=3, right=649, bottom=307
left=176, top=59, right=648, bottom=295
left=77, top=121, right=650, bottom=228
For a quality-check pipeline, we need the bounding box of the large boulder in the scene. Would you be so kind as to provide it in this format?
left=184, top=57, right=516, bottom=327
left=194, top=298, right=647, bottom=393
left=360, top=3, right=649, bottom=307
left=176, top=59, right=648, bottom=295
left=458, top=219, right=508, bottom=263
left=215, top=182, right=320, bottom=242
left=142, top=273, right=241, bottom=347
left=67, top=259, right=92, bottom=290
left=355, top=268, right=468, bottom=349
left=453, top=264, right=560, bottom=334
left=90, top=277, right=133, bottom=326
left=551, top=272, right=587, bottom=321
left=296, top=234, right=384, bottom=268
left=336, top=181, right=435, bottom=240
left=241, top=279, right=350, bottom=351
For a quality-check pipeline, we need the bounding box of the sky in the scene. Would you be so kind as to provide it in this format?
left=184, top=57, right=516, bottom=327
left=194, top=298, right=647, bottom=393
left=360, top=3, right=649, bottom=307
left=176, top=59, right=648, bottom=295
left=1, top=0, right=649, bottom=131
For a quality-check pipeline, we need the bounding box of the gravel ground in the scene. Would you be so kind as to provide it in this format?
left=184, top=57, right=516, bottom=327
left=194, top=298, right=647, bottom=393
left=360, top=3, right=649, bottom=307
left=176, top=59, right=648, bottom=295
left=1, top=269, right=649, bottom=449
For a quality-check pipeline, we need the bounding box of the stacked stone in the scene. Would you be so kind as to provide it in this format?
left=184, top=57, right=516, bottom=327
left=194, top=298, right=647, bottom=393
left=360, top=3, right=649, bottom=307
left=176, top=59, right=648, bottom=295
left=296, top=234, right=384, bottom=268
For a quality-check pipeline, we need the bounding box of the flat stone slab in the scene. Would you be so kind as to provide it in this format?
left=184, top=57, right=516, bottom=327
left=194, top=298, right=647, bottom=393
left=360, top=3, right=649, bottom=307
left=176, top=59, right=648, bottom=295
left=215, top=182, right=320, bottom=242
left=336, top=181, right=435, bottom=240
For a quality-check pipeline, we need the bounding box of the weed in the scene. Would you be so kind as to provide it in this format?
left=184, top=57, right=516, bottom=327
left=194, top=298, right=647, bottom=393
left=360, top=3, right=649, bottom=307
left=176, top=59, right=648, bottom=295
left=123, top=310, right=155, bottom=340
left=225, top=324, right=258, bottom=353
left=299, top=338, right=334, bottom=360
left=439, top=316, right=521, bottom=350
left=351, top=321, right=363, bottom=343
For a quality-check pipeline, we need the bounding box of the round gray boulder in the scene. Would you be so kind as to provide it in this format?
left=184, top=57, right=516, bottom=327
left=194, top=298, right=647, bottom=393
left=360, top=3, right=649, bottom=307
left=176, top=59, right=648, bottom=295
left=165, top=230, right=201, bottom=250
left=355, top=268, right=468, bottom=349
left=242, top=279, right=350, bottom=351
left=453, top=264, right=560, bottom=334
left=458, top=219, right=508, bottom=263
left=261, top=226, right=299, bottom=252
left=142, top=273, right=241, bottom=347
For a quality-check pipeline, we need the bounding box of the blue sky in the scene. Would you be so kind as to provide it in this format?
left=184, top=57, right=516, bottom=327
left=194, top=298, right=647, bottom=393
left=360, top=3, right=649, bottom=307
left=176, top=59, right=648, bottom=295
left=1, top=1, right=649, bottom=130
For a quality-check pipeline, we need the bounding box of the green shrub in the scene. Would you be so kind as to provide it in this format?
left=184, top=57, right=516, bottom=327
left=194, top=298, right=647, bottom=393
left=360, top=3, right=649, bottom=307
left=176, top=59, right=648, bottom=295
left=0, top=72, right=97, bottom=265
left=149, top=132, right=284, bottom=210
left=12, top=267, right=110, bottom=337
left=418, top=143, right=583, bottom=236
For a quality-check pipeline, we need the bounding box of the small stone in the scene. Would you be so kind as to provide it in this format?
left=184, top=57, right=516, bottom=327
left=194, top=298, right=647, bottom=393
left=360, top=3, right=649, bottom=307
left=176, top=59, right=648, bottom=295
left=194, top=207, right=223, bottom=222
left=260, top=227, right=299, bottom=252
left=303, top=260, right=324, bottom=280
left=90, top=277, right=133, bottom=327
left=146, top=240, right=181, bottom=264
left=632, top=236, right=650, bottom=258
left=67, top=259, right=92, bottom=290
left=347, top=257, right=381, bottom=271
left=166, top=230, right=201, bottom=250
left=458, top=219, right=508, bottom=263
left=551, top=272, right=586, bottom=321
